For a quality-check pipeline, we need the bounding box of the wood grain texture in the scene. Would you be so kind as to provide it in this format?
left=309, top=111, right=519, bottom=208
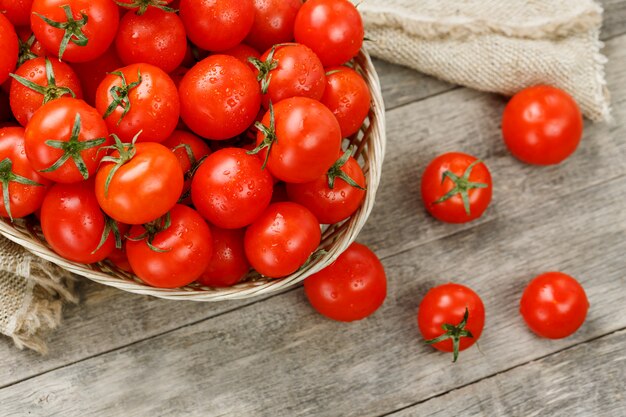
left=389, top=330, right=626, bottom=417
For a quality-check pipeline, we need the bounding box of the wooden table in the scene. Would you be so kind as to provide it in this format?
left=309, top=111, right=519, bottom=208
left=2, top=4, right=626, bottom=416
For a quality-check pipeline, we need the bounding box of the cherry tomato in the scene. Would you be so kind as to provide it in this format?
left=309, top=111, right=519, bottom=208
left=126, top=204, right=212, bottom=288
left=71, top=46, right=123, bottom=107
left=115, top=7, right=186, bottom=73
left=418, top=283, right=485, bottom=362
left=421, top=152, right=492, bottom=224
left=220, top=44, right=260, bottom=70
left=179, top=55, right=261, bottom=140
left=520, top=272, right=589, bottom=339
left=24, top=97, right=110, bottom=183
left=10, top=57, right=82, bottom=127
left=294, top=0, right=363, bottom=67
left=0, top=127, right=50, bottom=219
left=95, top=63, right=180, bottom=143
left=253, top=97, right=342, bottom=183
left=31, top=0, right=119, bottom=63
left=107, top=243, right=133, bottom=274
left=198, top=226, right=249, bottom=287
left=244, top=202, right=321, bottom=278
left=95, top=139, right=184, bottom=225
left=0, top=0, right=35, bottom=27
left=15, top=29, right=48, bottom=68
left=245, top=0, right=302, bottom=53
left=0, top=13, right=18, bottom=85
left=116, top=0, right=175, bottom=15
left=286, top=150, right=365, bottom=224
left=191, top=147, right=273, bottom=229
left=251, top=43, right=326, bottom=109
left=321, top=66, right=371, bottom=138
left=502, top=86, right=583, bottom=165
left=179, top=0, right=254, bottom=52
left=305, top=242, right=386, bottom=322
left=41, top=180, right=121, bottom=264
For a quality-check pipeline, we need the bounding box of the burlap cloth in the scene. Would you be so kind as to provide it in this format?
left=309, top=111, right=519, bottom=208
left=1, top=0, right=609, bottom=353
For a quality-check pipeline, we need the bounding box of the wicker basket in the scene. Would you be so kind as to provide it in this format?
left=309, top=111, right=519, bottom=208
left=0, top=49, right=386, bottom=301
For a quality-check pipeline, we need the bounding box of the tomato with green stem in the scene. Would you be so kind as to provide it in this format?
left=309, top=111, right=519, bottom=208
left=418, top=283, right=485, bottom=362
left=220, top=44, right=260, bottom=70
left=24, top=97, right=110, bottom=183
left=115, top=0, right=176, bottom=15
left=16, top=29, right=47, bottom=68
left=198, top=226, right=249, bottom=287
left=71, top=46, right=123, bottom=107
left=421, top=152, right=492, bottom=224
left=0, top=13, right=18, bottom=85
left=321, top=66, right=371, bottom=138
left=245, top=0, right=302, bottom=53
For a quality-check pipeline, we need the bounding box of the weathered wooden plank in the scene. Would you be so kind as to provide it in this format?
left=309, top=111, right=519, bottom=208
left=0, top=166, right=624, bottom=416
left=389, top=330, right=626, bottom=417
left=601, top=0, right=626, bottom=40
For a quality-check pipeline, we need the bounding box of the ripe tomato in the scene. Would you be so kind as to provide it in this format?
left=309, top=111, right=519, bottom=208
left=0, top=127, right=50, bottom=220
left=126, top=204, right=212, bottom=288
left=0, top=0, right=34, bottom=27
left=286, top=150, right=365, bottom=224
left=418, top=283, right=485, bottom=362
left=502, top=86, right=583, bottom=165
left=41, top=180, right=121, bottom=264
left=16, top=29, right=48, bottom=68
left=294, top=0, right=363, bottom=67
left=245, top=0, right=302, bottom=53
left=304, top=242, right=386, bottom=322
left=115, top=7, right=186, bottom=74
left=95, top=138, right=184, bottom=225
left=31, top=0, right=119, bottom=63
left=116, top=0, right=175, bottom=15
left=244, top=202, right=321, bottom=278
left=520, top=272, right=589, bottom=339
left=0, top=13, right=18, bottom=85
left=251, top=43, right=326, bottom=109
left=95, top=63, right=180, bottom=143
left=220, top=44, right=260, bottom=69
left=198, top=226, right=249, bottom=287
left=107, top=243, right=133, bottom=274
left=192, top=147, right=273, bottom=229
left=179, top=55, right=261, bottom=140
left=10, top=57, right=82, bottom=127
left=321, top=66, right=371, bottom=138
left=252, top=97, right=342, bottom=183
left=71, top=46, right=123, bottom=107
left=24, top=97, right=110, bottom=183
left=179, top=0, right=254, bottom=52
left=421, top=152, right=492, bottom=224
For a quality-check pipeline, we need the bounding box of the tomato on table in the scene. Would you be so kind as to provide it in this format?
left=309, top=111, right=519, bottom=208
left=245, top=0, right=302, bottom=53
left=198, top=226, right=249, bottom=288
left=321, top=66, right=371, bottom=138
left=421, top=152, right=492, bottom=224
left=502, top=85, right=583, bottom=165
left=0, top=13, right=18, bottom=85
left=520, top=272, right=589, bottom=339
left=418, top=283, right=485, bottom=362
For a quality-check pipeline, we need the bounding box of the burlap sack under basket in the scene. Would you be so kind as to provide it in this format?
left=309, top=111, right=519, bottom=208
left=1, top=0, right=611, bottom=353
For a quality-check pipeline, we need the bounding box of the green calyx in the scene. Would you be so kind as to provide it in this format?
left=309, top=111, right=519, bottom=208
left=103, top=69, right=143, bottom=124
left=114, top=0, right=177, bottom=15
left=98, top=132, right=141, bottom=198
left=17, top=35, right=39, bottom=67
left=247, top=101, right=276, bottom=170
left=248, top=46, right=280, bottom=94
left=41, top=113, right=107, bottom=180
left=92, top=214, right=124, bottom=254
left=10, top=58, right=76, bottom=104
left=125, top=212, right=172, bottom=253
left=33, top=4, right=88, bottom=61
left=425, top=308, right=474, bottom=363
left=0, top=158, right=43, bottom=221
left=434, top=160, right=488, bottom=216
left=327, top=147, right=366, bottom=191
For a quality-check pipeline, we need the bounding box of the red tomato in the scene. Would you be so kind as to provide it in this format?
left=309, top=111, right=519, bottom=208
left=126, top=204, right=212, bottom=288
left=421, top=152, right=492, bottom=224
left=502, top=86, right=583, bottom=165
left=179, top=55, right=261, bottom=140
left=179, top=0, right=254, bottom=52
left=71, top=46, right=123, bottom=107
left=245, top=0, right=302, bottom=53
left=16, top=29, right=48, bottom=67
left=520, top=272, right=589, bottom=339
left=0, top=13, right=18, bottom=85
left=41, top=180, right=120, bottom=264
left=286, top=150, right=365, bottom=224
left=220, top=44, right=260, bottom=70
left=0, top=0, right=34, bottom=27
left=418, top=283, right=485, bottom=362
left=10, top=57, right=83, bottom=127
left=0, top=127, right=50, bottom=219
left=24, top=97, right=110, bottom=183
left=116, top=0, right=175, bottom=15
left=31, top=0, right=119, bottom=63
left=245, top=202, right=320, bottom=278
left=115, top=7, right=186, bottom=74
left=294, top=0, right=363, bottom=67
left=251, top=43, right=326, bottom=109
left=95, top=139, right=184, bottom=225
left=253, top=97, right=342, bottom=183
left=321, top=66, right=371, bottom=138
left=191, top=147, right=273, bottom=229
left=107, top=244, right=133, bottom=274
left=95, top=63, right=180, bottom=143
left=305, top=242, right=386, bottom=322
left=198, top=226, right=249, bottom=287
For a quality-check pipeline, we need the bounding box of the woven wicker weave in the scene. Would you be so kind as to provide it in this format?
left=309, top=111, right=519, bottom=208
left=0, top=49, right=386, bottom=302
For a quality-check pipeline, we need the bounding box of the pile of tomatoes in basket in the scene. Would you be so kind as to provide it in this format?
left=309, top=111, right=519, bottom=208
left=0, top=0, right=374, bottom=289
